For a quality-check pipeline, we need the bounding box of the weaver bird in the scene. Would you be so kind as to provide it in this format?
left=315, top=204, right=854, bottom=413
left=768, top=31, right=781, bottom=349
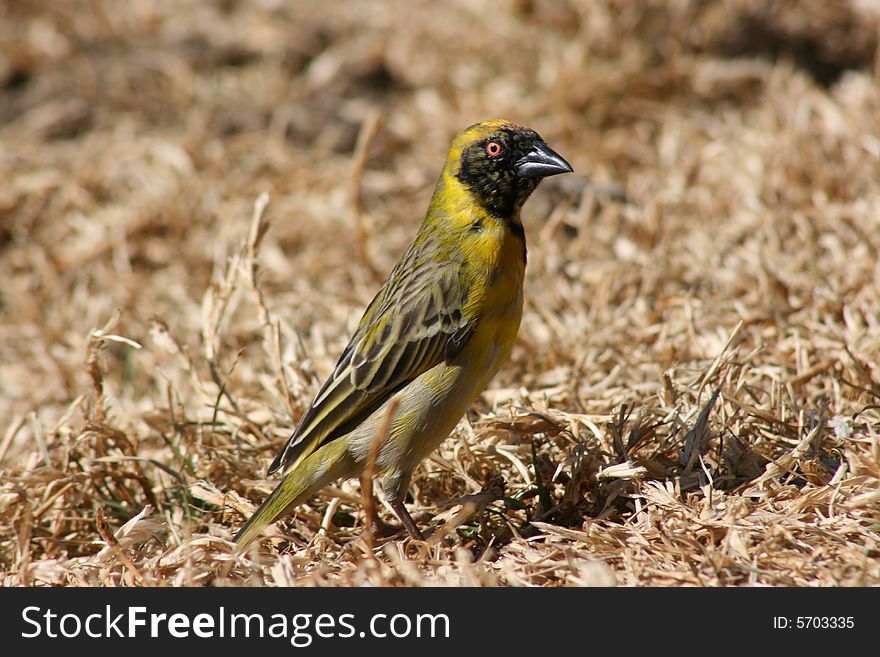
left=234, top=120, right=571, bottom=547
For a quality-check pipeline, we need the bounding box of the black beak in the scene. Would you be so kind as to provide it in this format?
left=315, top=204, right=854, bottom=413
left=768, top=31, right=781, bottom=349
left=515, top=141, right=573, bottom=178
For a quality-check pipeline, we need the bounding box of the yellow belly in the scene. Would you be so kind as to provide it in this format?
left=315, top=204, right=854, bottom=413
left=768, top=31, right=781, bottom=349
left=347, top=214, right=526, bottom=482
left=385, top=272, right=523, bottom=464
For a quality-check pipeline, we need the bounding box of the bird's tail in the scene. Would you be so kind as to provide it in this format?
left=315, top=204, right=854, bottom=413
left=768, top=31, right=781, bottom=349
left=233, top=470, right=306, bottom=548
left=233, top=443, right=352, bottom=548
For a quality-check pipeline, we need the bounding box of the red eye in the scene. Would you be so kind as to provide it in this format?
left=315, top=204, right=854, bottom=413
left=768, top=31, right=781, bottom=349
left=486, top=141, right=503, bottom=157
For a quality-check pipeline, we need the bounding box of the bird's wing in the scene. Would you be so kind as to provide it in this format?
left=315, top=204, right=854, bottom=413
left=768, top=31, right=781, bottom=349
left=267, top=236, right=474, bottom=475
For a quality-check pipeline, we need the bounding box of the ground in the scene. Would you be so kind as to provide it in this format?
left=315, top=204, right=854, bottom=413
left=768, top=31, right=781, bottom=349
left=1, top=0, right=879, bottom=586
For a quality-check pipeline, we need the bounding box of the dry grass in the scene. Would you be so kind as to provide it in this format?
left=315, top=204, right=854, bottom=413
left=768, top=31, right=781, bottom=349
left=1, top=0, right=879, bottom=587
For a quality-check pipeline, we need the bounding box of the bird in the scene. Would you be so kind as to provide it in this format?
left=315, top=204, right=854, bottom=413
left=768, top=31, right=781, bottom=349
left=233, top=119, right=572, bottom=547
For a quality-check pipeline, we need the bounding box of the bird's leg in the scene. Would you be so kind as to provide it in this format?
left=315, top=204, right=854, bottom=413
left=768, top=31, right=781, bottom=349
left=382, top=470, right=426, bottom=540
left=360, top=472, right=398, bottom=539
left=387, top=497, right=425, bottom=541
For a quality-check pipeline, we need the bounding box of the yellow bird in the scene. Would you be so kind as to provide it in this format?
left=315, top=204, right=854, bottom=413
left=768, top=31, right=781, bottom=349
left=234, top=120, right=572, bottom=547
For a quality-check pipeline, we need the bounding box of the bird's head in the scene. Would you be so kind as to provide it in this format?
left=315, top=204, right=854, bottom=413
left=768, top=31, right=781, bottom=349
left=443, top=119, right=572, bottom=218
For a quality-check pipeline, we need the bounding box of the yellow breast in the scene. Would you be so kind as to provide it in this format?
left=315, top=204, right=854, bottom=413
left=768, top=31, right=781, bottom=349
left=459, top=214, right=525, bottom=385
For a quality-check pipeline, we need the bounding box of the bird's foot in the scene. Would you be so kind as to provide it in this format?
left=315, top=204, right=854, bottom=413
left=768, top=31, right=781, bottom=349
left=364, top=515, right=402, bottom=539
